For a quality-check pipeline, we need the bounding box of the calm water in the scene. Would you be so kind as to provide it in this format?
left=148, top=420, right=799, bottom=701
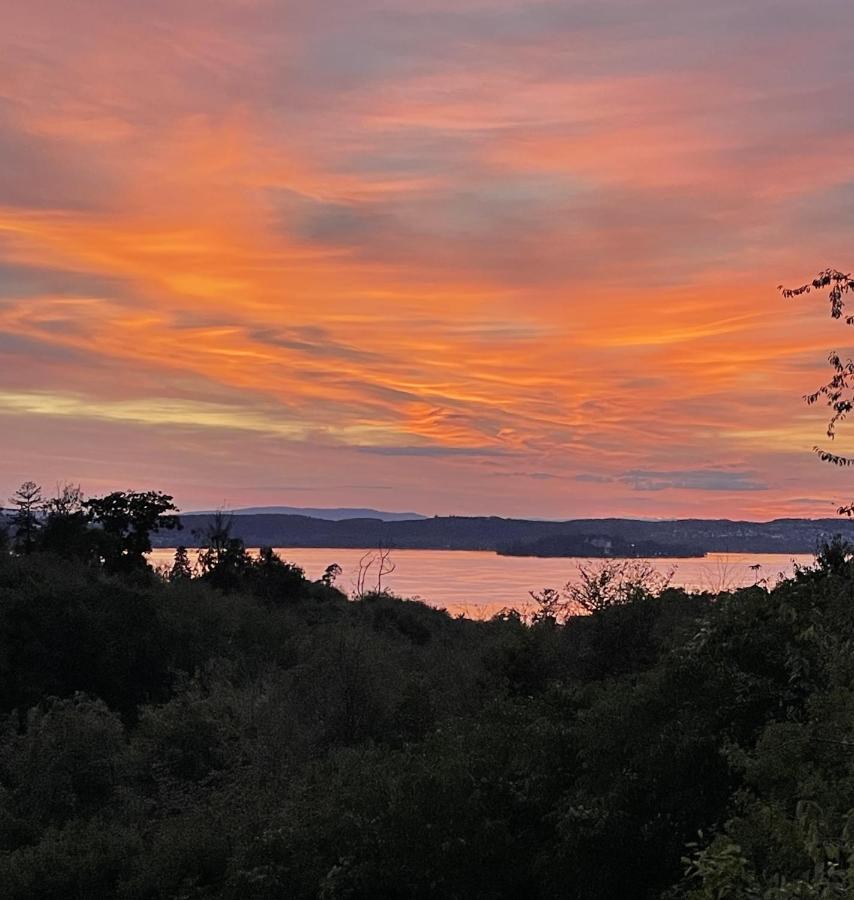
left=148, top=548, right=814, bottom=618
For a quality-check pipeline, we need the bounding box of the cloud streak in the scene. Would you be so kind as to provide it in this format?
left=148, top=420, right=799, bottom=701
left=2, top=0, right=854, bottom=515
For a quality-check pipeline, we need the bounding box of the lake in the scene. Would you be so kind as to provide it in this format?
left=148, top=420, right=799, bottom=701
left=148, top=548, right=815, bottom=618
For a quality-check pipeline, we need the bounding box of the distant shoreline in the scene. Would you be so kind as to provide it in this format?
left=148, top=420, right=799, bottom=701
left=150, top=512, right=854, bottom=557
left=152, top=545, right=711, bottom=560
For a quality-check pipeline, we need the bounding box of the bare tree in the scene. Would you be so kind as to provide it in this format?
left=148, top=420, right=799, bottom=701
left=375, top=547, right=396, bottom=594
left=354, top=550, right=375, bottom=598
left=44, top=483, right=84, bottom=517
left=354, top=546, right=396, bottom=597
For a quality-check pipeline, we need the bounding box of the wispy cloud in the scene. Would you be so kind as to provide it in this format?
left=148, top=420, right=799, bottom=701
left=1, top=0, right=853, bottom=514
left=621, top=469, right=768, bottom=493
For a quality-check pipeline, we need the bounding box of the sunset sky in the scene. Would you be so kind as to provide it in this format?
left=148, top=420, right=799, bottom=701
left=3, top=0, right=854, bottom=518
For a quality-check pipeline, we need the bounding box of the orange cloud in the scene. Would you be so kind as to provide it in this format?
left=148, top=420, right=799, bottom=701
left=2, top=0, right=854, bottom=517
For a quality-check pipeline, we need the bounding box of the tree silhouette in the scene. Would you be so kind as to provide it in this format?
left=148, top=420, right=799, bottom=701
left=40, top=484, right=93, bottom=560
left=321, top=563, right=342, bottom=587
left=9, top=481, right=43, bottom=555
left=169, top=546, right=194, bottom=581
left=531, top=560, right=673, bottom=623
left=44, top=483, right=85, bottom=517
left=247, top=547, right=306, bottom=606
left=782, top=268, right=854, bottom=513
left=196, top=510, right=250, bottom=589
left=354, top=546, right=396, bottom=597
left=85, top=490, right=180, bottom=574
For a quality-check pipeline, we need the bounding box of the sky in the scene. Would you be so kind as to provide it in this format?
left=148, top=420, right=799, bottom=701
left=2, top=0, right=854, bottom=519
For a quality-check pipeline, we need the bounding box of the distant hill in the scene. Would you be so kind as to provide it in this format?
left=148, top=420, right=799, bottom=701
left=188, top=506, right=426, bottom=522
left=151, top=513, right=854, bottom=557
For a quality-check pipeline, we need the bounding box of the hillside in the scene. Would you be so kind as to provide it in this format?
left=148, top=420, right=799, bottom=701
left=188, top=506, right=426, bottom=521
left=152, top=513, right=854, bottom=556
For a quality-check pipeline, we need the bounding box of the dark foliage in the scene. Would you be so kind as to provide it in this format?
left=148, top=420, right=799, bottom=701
left=5, top=500, right=854, bottom=897
left=39, top=484, right=95, bottom=561
left=85, top=491, right=181, bottom=574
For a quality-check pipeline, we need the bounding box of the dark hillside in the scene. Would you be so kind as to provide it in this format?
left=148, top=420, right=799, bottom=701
left=153, top=512, right=854, bottom=555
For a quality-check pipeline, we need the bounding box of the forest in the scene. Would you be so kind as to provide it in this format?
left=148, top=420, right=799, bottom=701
left=2, top=482, right=854, bottom=897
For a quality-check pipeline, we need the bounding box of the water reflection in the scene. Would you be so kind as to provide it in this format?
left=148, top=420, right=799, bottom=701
left=148, top=548, right=814, bottom=619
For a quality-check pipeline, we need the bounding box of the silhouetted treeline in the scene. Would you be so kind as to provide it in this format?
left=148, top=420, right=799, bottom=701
left=3, top=482, right=854, bottom=896
left=2, top=482, right=180, bottom=573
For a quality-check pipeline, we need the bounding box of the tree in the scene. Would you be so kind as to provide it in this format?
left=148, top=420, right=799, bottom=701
left=85, top=490, right=180, bottom=574
left=196, top=511, right=251, bottom=590
left=564, top=558, right=673, bottom=615
left=246, top=547, right=306, bottom=605
left=44, top=483, right=85, bottom=518
left=321, top=563, right=342, bottom=587
left=40, top=484, right=94, bottom=561
left=169, top=546, right=194, bottom=581
left=528, top=586, right=564, bottom=624
left=781, top=269, right=854, bottom=499
left=530, top=559, right=673, bottom=623
left=354, top=547, right=395, bottom=597
left=9, top=481, right=43, bottom=555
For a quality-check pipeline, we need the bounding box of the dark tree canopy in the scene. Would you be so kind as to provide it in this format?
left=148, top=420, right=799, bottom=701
left=8, top=474, right=854, bottom=897
left=40, top=484, right=93, bottom=560
left=4, top=497, right=854, bottom=898
left=84, top=490, right=180, bottom=574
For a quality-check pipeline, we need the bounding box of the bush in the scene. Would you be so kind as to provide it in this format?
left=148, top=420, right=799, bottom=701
left=5, top=547, right=854, bottom=897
